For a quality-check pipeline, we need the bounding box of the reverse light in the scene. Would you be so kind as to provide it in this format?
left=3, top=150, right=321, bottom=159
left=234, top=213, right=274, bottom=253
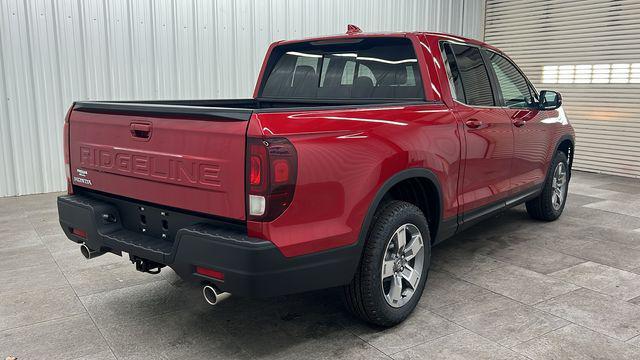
left=249, top=194, right=266, bottom=216
left=246, top=137, right=298, bottom=221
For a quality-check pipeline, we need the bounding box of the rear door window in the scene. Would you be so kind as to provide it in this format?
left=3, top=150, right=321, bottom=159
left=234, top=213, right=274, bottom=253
left=260, top=38, right=425, bottom=101
left=441, top=43, right=495, bottom=106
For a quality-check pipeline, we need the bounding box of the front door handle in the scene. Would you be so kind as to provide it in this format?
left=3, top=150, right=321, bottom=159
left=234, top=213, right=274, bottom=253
left=465, top=119, right=483, bottom=129
left=513, top=119, right=526, bottom=127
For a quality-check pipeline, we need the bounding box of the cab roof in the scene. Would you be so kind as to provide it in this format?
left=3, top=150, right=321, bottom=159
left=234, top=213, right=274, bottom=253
left=273, top=29, right=501, bottom=54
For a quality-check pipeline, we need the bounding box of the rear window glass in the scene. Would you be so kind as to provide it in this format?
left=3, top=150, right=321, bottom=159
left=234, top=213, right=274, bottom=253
left=260, top=38, right=425, bottom=101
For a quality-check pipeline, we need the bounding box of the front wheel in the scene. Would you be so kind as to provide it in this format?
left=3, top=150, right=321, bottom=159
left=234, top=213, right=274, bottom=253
left=342, top=200, right=431, bottom=326
left=526, top=151, right=569, bottom=221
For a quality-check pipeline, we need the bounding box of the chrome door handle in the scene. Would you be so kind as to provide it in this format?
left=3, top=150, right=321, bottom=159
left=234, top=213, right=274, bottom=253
left=513, top=119, right=526, bottom=127
left=465, top=119, right=483, bottom=129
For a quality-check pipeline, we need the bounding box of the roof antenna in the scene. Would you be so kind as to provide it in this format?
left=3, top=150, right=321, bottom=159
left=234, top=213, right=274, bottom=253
left=346, top=24, right=362, bottom=35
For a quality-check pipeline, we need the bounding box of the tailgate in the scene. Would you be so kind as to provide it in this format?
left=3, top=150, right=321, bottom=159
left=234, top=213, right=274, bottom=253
left=68, top=104, right=251, bottom=220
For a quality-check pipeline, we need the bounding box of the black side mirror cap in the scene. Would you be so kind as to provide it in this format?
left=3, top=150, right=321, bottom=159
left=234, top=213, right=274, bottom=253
left=539, top=90, right=562, bottom=110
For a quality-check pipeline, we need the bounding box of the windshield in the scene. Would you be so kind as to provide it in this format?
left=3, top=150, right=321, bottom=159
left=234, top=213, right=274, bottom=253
left=259, top=37, right=425, bottom=101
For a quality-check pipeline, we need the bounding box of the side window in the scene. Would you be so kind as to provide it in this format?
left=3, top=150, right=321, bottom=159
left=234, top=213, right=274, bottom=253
left=443, top=43, right=495, bottom=106
left=484, top=51, right=532, bottom=108
left=441, top=44, right=465, bottom=103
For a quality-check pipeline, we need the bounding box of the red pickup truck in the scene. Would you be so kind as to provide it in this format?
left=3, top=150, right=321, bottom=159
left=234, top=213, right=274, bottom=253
left=58, top=29, right=574, bottom=326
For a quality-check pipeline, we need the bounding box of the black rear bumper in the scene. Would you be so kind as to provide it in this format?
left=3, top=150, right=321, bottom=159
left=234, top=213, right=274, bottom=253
left=57, top=194, right=359, bottom=297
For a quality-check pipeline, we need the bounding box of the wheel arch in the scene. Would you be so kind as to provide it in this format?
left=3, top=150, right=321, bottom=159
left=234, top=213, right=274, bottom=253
left=554, top=134, right=575, bottom=179
left=357, top=168, right=444, bottom=249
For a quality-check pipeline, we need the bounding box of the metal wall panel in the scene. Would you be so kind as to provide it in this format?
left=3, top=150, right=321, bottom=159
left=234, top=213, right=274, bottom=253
left=485, top=0, right=640, bottom=178
left=0, top=0, right=484, bottom=197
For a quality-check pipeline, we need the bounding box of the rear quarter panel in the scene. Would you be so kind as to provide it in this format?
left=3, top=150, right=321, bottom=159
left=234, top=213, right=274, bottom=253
left=247, top=103, right=461, bottom=257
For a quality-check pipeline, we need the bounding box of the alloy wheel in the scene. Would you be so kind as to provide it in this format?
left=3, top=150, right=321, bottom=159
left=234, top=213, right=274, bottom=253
left=551, top=161, right=567, bottom=210
left=381, top=223, right=425, bottom=308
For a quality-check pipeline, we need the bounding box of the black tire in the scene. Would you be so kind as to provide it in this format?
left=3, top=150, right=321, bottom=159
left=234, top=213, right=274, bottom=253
left=526, top=151, right=569, bottom=221
left=342, top=200, right=431, bottom=327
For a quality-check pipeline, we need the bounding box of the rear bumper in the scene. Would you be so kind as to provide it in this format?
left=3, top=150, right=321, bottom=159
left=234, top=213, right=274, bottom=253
left=57, top=194, right=359, bottom=297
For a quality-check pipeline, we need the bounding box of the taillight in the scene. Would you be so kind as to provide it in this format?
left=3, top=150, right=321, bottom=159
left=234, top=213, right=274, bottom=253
left=246, top=137, right=297, bottom=221
left=63, top=104, right=74, bottom=195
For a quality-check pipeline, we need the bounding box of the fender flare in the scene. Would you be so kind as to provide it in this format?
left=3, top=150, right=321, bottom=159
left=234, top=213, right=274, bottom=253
left=552, top=134, right=575, bottom=177
left=355, top=168, right=444, bottom=251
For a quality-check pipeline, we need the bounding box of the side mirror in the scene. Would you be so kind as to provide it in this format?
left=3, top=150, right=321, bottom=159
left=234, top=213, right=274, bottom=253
left=538, top=90, right=562, bottom=110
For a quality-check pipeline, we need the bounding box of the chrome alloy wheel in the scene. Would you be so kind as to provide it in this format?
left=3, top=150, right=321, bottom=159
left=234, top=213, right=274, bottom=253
left=551, top=161, right=567, bottom=210
left=381, top=223, right=425, bottom=308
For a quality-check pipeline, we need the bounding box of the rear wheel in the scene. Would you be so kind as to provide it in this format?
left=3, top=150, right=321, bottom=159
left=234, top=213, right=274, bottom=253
left=526, top=151, right=569, bottom=221
left=342, top=200, right=431, bottom=326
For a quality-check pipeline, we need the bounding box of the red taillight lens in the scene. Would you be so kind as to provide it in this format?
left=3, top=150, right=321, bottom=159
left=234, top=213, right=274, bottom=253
left=250, top=155, right=262, bottom=186
left=272, top=159, right=289, bottom=184
left=246, top=137, right=297, bottom=221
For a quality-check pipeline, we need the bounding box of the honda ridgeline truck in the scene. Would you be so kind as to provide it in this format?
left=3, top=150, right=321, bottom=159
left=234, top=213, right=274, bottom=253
left=58, top=27, right=574, bottom=326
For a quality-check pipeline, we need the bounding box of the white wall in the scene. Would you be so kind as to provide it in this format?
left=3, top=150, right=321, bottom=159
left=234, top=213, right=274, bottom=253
left=0, top=0, right=485, bottom=197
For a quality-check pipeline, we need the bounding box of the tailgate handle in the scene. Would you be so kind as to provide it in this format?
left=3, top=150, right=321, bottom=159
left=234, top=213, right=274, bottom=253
left=130, top=122, right=152, bottom=140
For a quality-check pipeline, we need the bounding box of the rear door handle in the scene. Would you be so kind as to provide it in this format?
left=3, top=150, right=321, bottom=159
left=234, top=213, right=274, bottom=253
left=513, top=119, right=526, bottom=127
left=130, top=122, right=152, bottom=140
left=465, top=119, right=483, bottom=129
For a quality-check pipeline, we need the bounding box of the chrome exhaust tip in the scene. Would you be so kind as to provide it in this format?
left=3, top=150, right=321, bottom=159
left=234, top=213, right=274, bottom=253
left=80, top=243, right=105, bottom=259
left=203, top=285, right=231, bottom=305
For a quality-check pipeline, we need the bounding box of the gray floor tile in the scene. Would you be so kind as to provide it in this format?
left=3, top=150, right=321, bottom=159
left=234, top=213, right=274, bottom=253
left=0, top=314, right=111, bottom=360
left=71, top=350, right=117, bottom=360
left=391, top=329, right=527, bottom=360
left=451, top=302, right=569, bottom=348
left=628, top=334, right=640, bottom=347
left=431, top=291, right=519, bottom=322
left=530, top=235, right=640, bottom=271
left=550, top=262, right=640, bottom=300
left=344, top=308, right=462, bottom=355
left=431, top=247, right=507, bottom=278
left=513, top=324, right=640, bottom=360
left=0, top=228, right=42, bottom=250
left=483, top=242, right=586, bottom=274
left=54, top=249, right=163, bottom=296
left=564, top=193, right=607, bottom=207
left=98, top=309, right=249, bottom=360
left=568, top=182, right=621, bottom=199
left=0, top=244, right=57, bottom=270
left=628, top=295, right=640, bottom=305
left=535, top=288, right=640, bottom=341
left=418, top=270, right=490, bottom=310
left=0, top=263, right=69, bottom=293
left=40, top=233, right=78, bottom=253
left=461, top=265, right=579, bottom=304
left=569, top=225, right=640, bottom=249
left=565, top=206, right=640, bottom=230
left=0, top=285, right=86, bottom=331
left=32, top=218, right=65, bottom=237
left=585, top=200, right=640, bottom=218
left=80, top=280, right=207, bottom=327
left=595, top=182, right=640, bottom=195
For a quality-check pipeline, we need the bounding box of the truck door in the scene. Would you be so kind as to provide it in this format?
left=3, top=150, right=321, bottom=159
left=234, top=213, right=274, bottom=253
left=481, top=49, right=553, bottom=196
left=440, top=42, right=515, bottom=222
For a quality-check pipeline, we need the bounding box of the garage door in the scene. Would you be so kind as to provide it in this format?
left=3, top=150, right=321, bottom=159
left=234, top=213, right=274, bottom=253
left=484, top=0, right=640, bottom=178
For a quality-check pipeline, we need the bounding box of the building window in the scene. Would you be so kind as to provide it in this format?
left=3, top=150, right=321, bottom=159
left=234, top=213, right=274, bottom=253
left=542, top=63, right=640, bottom=84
